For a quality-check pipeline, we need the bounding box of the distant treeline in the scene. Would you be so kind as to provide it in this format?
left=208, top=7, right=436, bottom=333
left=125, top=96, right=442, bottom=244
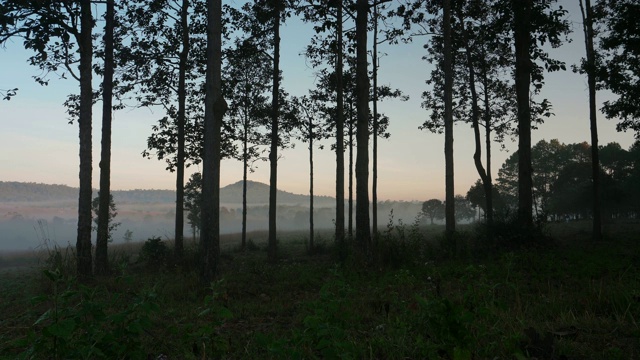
left=467, top=139, right=640, bottom=222
left=0, top=180, right=335, bottom=206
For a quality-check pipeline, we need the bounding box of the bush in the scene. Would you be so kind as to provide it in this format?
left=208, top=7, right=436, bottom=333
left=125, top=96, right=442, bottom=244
left=138, top=237, right=168, bottom=266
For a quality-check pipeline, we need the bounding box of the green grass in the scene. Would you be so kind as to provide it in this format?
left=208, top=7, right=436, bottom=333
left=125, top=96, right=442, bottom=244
left=1, top=222, right=639, bottom=359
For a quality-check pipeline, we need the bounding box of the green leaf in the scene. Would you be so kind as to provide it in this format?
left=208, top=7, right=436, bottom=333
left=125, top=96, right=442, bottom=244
left=47, top=318, right=76, bottom=339
left=34, top=309, right=52, bottom=326
left=453, top=347, right=472, bottom=360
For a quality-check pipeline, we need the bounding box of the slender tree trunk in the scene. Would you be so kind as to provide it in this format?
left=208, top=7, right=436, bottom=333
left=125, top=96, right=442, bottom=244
left=309, top=115, right=314, bottom=251
left=335, top=1, right=345, bottom=245
left=175, top=0, right=190, bottom=261
left=76, top=0, right=93, bottom=277
left=579, top=0, right=601, bottom=241
left=355, top=0, right=371, bottom=251
left=458, top=10, right=491, bottom=230
left=443, top=0, right=455, bottom=241
left=268, top=2, right=281, bottom=261
left=95, top=0, right=114, bottom=276
left=348, top=109, right=353, bottom=240
left=242, top=111, right=248, bottom=251
left=513, top=0, right=533, bottom=228
left=201, top=0, right=224, bottom=283
left=372, top=4, right=379, bottom=240
left=482, top=74, right=494, bottom=225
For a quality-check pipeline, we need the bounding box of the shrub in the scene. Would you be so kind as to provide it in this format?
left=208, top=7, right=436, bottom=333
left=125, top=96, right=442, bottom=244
left=139, top=237, right=168, bottom=266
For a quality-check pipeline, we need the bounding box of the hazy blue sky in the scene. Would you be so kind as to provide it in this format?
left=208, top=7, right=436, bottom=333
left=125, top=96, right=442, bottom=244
left=0, top=0, right=635, bottom=201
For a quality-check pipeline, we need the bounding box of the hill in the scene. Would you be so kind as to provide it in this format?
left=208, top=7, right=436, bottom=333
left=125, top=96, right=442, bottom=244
left=0, top=180, right=335, bottom=206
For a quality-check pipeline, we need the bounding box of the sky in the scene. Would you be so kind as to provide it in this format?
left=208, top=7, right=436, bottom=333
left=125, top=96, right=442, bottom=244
left=0, top=0, right=636, bottom=202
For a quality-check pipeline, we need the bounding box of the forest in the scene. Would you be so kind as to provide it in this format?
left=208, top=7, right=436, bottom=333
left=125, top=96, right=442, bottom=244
left=1, top=0, right=639, bottom=358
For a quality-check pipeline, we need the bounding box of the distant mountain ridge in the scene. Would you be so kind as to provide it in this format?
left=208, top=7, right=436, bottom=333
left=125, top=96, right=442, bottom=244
left=0, top=180, right=335, bottom=206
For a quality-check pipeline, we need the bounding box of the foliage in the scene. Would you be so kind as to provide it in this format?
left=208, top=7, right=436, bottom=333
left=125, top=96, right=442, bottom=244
left=17, top=269, right=159, bottom=360
left=184, top=172, right=202, bottom=238
left=138, top=236, right=168, bottom=266
left=91, top=193, right=120, bottom=242
left=123, top=229, right=133, bottom=243
left=3, top=225, right=640, bottom=358
left=592, top=0, right=640, bottom=138
left=421, top=199, right=445, bottom=225
left=493, top=139, right=640, bottom=221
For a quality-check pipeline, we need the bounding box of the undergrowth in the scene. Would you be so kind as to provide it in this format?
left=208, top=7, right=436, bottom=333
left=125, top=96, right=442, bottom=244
left=0, top=222, right=638, bottom=359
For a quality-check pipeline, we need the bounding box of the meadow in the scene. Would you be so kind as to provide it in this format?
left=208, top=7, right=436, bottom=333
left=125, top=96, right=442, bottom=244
left=1, top=220, right=639, bottom=359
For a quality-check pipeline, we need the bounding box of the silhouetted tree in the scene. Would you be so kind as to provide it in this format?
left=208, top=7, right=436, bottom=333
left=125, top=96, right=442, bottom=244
left=593, top=0, right=640, bottom=138
left=0, top=0, right=95, bottom=277
left=578, top=0, right=601, bottom=240
left=95, top=0, right=115, bottom=275
left=201, top=0, right=225, bottom=283
left=421, top=199, right=444, bottom=225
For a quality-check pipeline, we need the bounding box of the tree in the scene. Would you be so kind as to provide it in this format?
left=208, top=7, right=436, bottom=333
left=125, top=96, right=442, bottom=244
left=355, top=0, right=371, bottom=251
left=512, top=0, right=533, bottom=228
left=453, top=195, right=476, bottom=223
left=510, top=0, right=569, bottom=228
left=594, top=0, right=640, bottom=138
left=92, top=193, right=120, bottom=243
left=296, top=0, right=347, bottom=246
left=123, top=0, right=203, bottom=261
left=577, top=0, right=601, bottom=241
left=201, top=0, right=225, bottom=283
left=268, top=0, right=282, bottom=261
left=292, top=95, right=327, bottom=251
left=224, top=32, right=271, bottom=250
left=0, top=1, right=95, bottom=276
left=466, top=179, right=507, bottom=219
left=185, top=172, right=202, bottom=241
left=421, top=199, right=444, bottom=225
left=442, top=0, right=455, bottom=239
left=95, top=0, right=115, bottom=275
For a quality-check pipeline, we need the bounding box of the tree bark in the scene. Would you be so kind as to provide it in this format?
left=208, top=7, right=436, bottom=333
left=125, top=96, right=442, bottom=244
left=242, top=108, right=248, bottom=251
left=348, top=108, right=354, bottom=240
left=268, top=1, right=281, bottom=262
left=579, top=0, right=601, bottom=241
left=513, top=0, right=533, bottom=228
left=95, top=0, right=114, bottom=276
left=335, top=0, right=345, bottom=245
left=201, top=0, right=224, bottom=284
left=175, top=0, right=190, bottom=261
left=443, top=0, right=455, bottom=241
left=372, top=3, right=379, bottom=240
left=76, top=0, right=93, bottom=278
left=309, top=113, right=314, bottom=251
left=355, top=0, right=371, bottom=251
left=458, top=10, right=491, bottom=229
left=482, top=71, right=494, bottom=225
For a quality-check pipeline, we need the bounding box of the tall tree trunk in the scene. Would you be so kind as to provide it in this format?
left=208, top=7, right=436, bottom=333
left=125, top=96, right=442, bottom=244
left=458, top=10, right=491, bottom=229
left=335, top=0, right=345, bottom=245
left=175, top=0, right=190, bottom=261
left=443, top=0, right=455, bottom=241
left=482, top=72, right=494, bottom=225
left=513, top=0, right=533, bottom=228
left=309, top=114, right=314, bottom=251
left=372, top=3, right=379, bottom=240
left=348, top=109, right=353, bottom=240
left=201, top=0, right=224, bottom=283
left=355, top=0, right=371, bottom=251
left=579, top=0, right=601, bottom=241
left=242, top=110, right=248, bottom=251
left=95, top=0, right=114, bottom=276
left=268, top=1, right=281, bottom=262
left=76, top=0, right=93, bottom=278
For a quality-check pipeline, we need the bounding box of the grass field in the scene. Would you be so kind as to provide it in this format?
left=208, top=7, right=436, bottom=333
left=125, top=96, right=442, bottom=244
left=1, top=221, right=639, bottom=359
